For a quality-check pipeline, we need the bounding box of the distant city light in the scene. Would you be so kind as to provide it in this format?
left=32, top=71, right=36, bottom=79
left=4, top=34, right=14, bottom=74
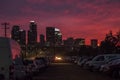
left=58, top=33, right=62, bottom=35
left=97, top=43, right=100, bottom=46
left=19, top=29, right=24, bottom=32
left=55, top=28, right=60, bottom=31
left=30, top=21, right=35, bottom=23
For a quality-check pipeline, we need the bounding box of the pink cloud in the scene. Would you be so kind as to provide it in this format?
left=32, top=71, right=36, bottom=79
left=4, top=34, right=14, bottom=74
left=0, top=0, right=120, bottom=45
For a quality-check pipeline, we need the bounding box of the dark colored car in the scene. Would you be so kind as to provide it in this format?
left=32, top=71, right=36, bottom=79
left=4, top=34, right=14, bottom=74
left=104, top=62, right=120, bottom=78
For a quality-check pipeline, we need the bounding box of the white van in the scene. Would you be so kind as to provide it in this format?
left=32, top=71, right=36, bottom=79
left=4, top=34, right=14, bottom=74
left=0, top=37, right=26, bottom=80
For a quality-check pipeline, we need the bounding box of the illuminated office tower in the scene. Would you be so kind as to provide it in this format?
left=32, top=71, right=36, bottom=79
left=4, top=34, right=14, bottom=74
left=46, top=27, right=62, bottom=46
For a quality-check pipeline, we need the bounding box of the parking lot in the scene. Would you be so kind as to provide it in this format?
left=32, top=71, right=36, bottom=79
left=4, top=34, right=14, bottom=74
left=33, top=63, right=115, bottom=80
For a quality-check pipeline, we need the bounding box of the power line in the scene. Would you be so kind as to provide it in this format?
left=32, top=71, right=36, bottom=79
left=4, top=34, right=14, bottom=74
left=1, top=22, right=9, bottom=37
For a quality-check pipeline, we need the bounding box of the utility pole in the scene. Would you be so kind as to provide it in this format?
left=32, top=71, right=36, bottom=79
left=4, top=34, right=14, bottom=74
left=1, top=22, right=9, bottom=37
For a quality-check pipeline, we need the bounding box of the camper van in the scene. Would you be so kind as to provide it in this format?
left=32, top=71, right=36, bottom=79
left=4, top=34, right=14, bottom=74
left=0, top=37, right=26, bottom=80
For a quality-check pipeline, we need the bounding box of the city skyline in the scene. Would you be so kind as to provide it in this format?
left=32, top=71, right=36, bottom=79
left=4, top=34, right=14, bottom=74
left=0, top=0, right=120, bottom=44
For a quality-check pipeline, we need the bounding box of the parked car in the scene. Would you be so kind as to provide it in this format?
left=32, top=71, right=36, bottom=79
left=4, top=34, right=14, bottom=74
left=77, top=57, right=91, bottom=67
left=23, top=59, right=38, bottom=76
left=85, top=54, right=120, bottom=71
left=103, top=63, right=120, bottom=78
left=34, top=57, right=49, bottom=71
left=100, top=58, right=120, bottom=73
left=76, top=56, right=88, bottom=65
left=99, top=58, right=120, bottom=78
left=13, top=57, right=27, bottom=80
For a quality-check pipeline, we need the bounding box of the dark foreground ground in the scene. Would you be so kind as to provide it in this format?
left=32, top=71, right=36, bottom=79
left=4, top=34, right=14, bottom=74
left=33, top=63, right=116, bottom=80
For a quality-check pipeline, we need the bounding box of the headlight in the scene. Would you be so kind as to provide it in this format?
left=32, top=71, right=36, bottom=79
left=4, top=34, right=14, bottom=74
left=55, top=56, right=62, bottom=61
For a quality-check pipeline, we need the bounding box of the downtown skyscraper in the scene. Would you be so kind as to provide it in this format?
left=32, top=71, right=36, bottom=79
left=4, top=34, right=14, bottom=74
left=28, top=21, right=37, bottom=45
left=11, top=25, right=26, bottom=45
left=46, top=27, right=62, bottom=47
left=11, top=25, right=20, bottom=42
left=40, top=34, right=45, bottom=47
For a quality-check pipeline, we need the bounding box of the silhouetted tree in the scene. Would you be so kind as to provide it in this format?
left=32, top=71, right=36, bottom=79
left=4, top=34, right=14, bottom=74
left=116, top=31, right=120, bottom=45
left=116, top=31, right=120, bottom=53
left=100, top=31, right=116, bottom=53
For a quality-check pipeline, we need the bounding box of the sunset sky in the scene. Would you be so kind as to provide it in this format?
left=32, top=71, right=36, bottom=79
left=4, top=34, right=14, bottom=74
left=0, top=0, right=120, bottom=44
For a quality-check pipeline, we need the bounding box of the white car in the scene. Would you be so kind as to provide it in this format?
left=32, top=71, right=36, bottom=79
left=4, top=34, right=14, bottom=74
left=86, top=54, right=120, bottom=71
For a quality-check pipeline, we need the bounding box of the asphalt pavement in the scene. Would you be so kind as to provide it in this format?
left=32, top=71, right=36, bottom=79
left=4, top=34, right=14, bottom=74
left=33, top=63, right=116, bottom=80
